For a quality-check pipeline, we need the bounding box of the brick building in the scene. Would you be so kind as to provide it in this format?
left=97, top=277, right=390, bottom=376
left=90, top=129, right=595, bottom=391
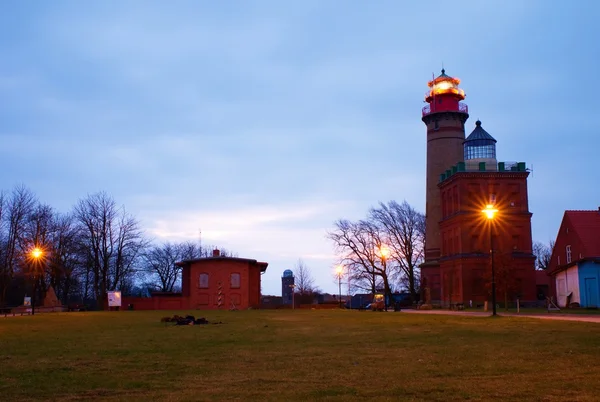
left=420, top=70, right=536, bottom=305
left=122, top=249, right=268, bottom=310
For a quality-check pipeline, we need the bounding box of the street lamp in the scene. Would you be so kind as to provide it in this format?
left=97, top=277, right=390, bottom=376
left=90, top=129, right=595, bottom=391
left=482, top=204, right=498, bottom=316
left=289, top=284, right=296, bottom=310
left=336, top=265, right=343, bottom=308
left=377, top=245, right=390, bottom=310
left=30, top=247, right=43, bottom=316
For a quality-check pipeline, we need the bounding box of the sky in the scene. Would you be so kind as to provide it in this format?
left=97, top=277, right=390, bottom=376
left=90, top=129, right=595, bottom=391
left=1, top=1, right=599, bottom=296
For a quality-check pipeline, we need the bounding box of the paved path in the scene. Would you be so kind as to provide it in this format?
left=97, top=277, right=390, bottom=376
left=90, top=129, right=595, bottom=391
left=401, top=308, right=600, bottom=323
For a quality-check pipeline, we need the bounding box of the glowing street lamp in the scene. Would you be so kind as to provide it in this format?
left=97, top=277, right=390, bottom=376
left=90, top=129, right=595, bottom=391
left=30, top=247, right=43, bottom=316
left=336, top=265, right=344, bottom=308
left=378, top=245, right=390, bottom=260
left=482, top=204, right=498, bottom=316
left=31, top=248, right=43, bottom=259
left=377, top=245, right=390, bottom=310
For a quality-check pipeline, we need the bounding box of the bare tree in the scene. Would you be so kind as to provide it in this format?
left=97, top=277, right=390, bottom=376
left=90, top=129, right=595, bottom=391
left=20, top=203, right=54, bottom=302
left=369, top=200, right=425, bottom=303
left=328, top=219, right=394, bottom=309
left=74, top=192, right=145, bottom=309
left=0, top=185, right=37, bottom=305
left=533, top=240, right=555, bottom=270
left=143, top=242, right=185, bottom=292
left=294, top=259, right=316, bottom=296
left=47, top=213, right=81, bottom=303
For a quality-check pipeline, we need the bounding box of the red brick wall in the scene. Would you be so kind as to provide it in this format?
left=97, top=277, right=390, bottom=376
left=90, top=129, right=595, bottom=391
left=186, top=258, right=263, bottom=310
left=117, top=257, right=265, bottom=311
left=437, top=172, right=537, bottom=303
left=121, top=295, right=186, bottom=310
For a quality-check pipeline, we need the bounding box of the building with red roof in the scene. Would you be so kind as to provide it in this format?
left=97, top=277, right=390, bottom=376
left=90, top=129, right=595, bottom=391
left=547, top=210, right=600, bottom=308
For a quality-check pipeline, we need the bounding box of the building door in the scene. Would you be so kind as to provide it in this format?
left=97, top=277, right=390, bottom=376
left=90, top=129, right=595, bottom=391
left=584, top=278, right=598, bottom=308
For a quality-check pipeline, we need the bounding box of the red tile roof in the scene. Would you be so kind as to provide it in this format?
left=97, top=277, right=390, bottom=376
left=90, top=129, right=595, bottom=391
left=565, top=210, right=600, bottom=257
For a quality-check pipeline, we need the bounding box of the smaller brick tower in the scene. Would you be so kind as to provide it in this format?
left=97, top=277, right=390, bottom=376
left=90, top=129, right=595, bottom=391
left=433, top=121, right=537, bottom=306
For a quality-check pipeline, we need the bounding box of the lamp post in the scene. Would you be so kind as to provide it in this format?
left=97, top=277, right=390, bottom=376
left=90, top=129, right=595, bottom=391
left=378, top=245, right=390, bottom=310
left=482, top=204, right=498, bottom=316
left=336, top=265, right=343, bottom=308
left=30, top=247, right=43, bottom=316
left=289, top=284, right=296, bottom=310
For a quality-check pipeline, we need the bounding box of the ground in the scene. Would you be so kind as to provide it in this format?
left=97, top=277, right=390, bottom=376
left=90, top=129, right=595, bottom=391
left=1, top=310, right=599, bottom=401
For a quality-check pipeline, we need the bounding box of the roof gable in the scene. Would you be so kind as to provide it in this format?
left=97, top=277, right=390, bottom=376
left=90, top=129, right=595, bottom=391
left=548, top=210, right=600, bottom=275
left=564, top=210, right=600, bottom=257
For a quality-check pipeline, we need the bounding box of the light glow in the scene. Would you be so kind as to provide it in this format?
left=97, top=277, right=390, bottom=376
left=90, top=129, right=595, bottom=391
left=31, top=247, right=43, bottom=259
left=482, top=204, right=499, bottom=220
left=435, top=81, right=453, bottom=91
left=335, top=265, right=344, bottom=276
left=377, top=245, right=390, bottom=259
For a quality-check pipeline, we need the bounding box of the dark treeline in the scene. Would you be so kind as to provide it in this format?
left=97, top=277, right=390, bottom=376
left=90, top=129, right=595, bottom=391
left=0, top=185, right=233, bottom=310
left=328, top=200, right=425, bottom=307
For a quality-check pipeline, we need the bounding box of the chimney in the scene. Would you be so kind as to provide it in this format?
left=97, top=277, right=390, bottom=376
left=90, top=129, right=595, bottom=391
left=212, top=249, right=220, bottom=257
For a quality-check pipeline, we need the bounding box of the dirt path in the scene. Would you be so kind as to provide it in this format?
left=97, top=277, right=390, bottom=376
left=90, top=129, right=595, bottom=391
left=401, top=309, right=600, bottom=323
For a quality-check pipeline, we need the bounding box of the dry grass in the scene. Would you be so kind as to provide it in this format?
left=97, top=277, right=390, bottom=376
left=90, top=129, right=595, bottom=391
left=1, top=310, right=599, bottom=401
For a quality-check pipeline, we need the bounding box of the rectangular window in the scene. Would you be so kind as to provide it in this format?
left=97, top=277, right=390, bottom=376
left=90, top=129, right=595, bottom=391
left=199, top=273, right=209, bottom=288
left=230, top=273, right=241, bottom=289
left=489, top=193, right=496, bottom=205
left=566, top=245, right=572, bottom=264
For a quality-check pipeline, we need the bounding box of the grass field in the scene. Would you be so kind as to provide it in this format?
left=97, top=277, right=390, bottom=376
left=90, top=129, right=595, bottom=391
left=1, top=310, right=600, bottom=401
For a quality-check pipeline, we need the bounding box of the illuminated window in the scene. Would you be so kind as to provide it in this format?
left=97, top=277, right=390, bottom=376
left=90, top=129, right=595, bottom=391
left=566, top=245, right=572, bottom=264
left=230, top=273, right=241, bottom=289
left=199, top=273, right=209, bottom=288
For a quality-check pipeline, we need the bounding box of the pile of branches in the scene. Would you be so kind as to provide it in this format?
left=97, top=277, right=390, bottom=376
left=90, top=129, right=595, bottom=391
left=160, top=314, right=209, bottom=325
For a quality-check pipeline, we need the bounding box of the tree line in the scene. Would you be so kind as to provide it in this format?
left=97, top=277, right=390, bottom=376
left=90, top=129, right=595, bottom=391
left=0, top=185, right=232, bottom=309
left=328, top=200, right=425, bottom=307
left=327, top=199, right=555, bottom=308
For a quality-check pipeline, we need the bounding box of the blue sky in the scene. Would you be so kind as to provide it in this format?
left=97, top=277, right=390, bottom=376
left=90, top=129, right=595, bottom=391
left=1, top=1, right=599, bottom=296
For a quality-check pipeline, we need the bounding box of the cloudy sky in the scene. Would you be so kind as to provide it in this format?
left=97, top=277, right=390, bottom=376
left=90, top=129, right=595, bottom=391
left=1, top=1, right=598, bottom=295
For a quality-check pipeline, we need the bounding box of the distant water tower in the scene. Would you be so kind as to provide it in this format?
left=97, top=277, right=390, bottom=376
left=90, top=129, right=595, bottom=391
left=281, top=269, right=294, bottom=305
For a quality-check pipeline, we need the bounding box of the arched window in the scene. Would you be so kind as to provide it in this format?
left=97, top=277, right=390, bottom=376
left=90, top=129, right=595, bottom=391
left=199, top=273, right=209, bottom=288
left=230, top=273, right=240, bottom=289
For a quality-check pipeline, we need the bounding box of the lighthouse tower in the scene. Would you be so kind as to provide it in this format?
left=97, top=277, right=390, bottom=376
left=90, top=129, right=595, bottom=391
left=421, top=70, right=469, bottom=268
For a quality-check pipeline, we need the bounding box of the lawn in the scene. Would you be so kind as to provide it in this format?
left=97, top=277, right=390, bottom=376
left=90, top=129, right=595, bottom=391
left=1, top=310, right=599, bottom=401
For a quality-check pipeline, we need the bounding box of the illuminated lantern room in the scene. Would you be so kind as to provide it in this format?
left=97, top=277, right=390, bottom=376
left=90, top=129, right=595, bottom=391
left=422, top=69, right=468, bottom=116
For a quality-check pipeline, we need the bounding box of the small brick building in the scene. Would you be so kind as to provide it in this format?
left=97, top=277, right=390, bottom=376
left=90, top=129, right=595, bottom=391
left=121, top=250, right=268, bottom=310
left=178, top=250, right=268, bottom=310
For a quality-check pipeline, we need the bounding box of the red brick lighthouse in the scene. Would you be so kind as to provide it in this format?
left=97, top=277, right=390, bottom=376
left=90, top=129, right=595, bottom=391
left=421, top=70, right=470, bottom=301
left=420, top=70, right=536, bottom=306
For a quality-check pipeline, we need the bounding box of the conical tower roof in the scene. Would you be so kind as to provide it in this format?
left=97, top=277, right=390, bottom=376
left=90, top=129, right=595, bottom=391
left=465, top=120, right=496, bottom=144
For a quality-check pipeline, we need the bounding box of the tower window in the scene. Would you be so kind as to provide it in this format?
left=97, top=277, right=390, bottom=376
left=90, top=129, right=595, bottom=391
left=489, top=193, right=496, bottom=204
left=434, top=120, right=439, bottom=130
left=566, top=245, right=572, bottom=264
left=199, top=273, right=209, bottom=288
left=230, top=273, right=241, bottom=289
